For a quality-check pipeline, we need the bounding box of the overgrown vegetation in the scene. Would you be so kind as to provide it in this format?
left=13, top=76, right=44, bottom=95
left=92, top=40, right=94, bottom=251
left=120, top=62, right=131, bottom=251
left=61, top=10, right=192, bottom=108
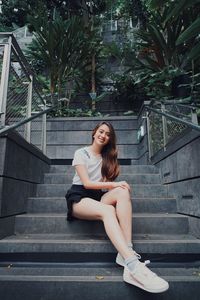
left=0, top=0, right=200, bottom=116
left=123, top=0, right=200, bottom=105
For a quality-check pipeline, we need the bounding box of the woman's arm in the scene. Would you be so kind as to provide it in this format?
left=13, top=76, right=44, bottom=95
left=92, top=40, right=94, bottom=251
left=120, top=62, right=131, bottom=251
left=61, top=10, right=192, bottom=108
left=75, top=165, right=130, bottom=191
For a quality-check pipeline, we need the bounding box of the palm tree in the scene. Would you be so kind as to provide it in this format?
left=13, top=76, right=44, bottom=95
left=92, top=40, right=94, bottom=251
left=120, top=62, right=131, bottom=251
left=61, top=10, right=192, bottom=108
left=26, top=12, right=89, bottom=105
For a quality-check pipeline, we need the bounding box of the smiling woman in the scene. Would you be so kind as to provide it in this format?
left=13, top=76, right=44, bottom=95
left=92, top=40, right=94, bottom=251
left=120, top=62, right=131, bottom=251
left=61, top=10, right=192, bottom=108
left=65, top=121, right=169, bottom=294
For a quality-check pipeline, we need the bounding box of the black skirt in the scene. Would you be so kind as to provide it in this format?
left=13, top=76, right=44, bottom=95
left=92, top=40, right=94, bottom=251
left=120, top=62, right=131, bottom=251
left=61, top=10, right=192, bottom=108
left=65, top=184, right=106, bottom=221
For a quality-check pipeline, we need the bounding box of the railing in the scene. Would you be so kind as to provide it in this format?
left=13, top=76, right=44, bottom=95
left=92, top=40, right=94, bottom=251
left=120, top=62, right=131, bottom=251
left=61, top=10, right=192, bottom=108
left=13, top=26, right=33, bottom=39
left=145, top=101, right=200, bottom=159
left=0, top=32, right=52, bottom=154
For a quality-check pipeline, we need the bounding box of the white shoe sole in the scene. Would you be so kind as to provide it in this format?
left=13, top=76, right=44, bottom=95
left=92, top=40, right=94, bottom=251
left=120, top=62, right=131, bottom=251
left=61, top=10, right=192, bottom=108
left=123, top=267, right=169, bottom=293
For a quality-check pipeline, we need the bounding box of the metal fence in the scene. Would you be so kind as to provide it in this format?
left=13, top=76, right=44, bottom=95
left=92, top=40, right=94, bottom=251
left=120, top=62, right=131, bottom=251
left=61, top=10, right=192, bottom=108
left=0, top=33, right=48, bottom=153
left=13, top=26, right=33, bottom=39
left=146, top=102, right=200, bottom=158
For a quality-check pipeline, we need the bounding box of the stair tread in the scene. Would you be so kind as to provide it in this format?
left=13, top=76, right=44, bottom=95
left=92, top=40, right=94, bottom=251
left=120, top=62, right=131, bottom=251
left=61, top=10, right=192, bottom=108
left=1, top=233, right=199, bottom=242
left=28, top=196, right=176, bottom=200
left=45, top=173, right=160, bottom=176
left=0, top=265, right=199, bottom=280
left=16, top=213, right=185, bottom=217
left=38, top=183, right=164, bottom=186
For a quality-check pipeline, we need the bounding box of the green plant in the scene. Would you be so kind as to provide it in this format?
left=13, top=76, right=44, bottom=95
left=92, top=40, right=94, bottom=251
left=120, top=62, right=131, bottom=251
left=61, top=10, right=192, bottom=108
left=48, top=107, right=102, bottom=118
left=120, top=0, right=200, bottom=104
left=134, top=66, right=185, bottom=101
left=26, top=12, right=89, bottom=104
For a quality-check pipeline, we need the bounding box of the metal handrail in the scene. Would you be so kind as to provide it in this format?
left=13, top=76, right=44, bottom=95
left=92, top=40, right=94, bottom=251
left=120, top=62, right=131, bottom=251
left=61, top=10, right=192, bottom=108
left=0, top=104, right=56, bottom=155
left=154, top=100, right=200, bottom=110
left=146, top=106, right=200, bottom=132
left=145, top=101, right=200, bottom=159
left=0, top=32, right=45, bottom=106
left=0, top=32, right=50, bottom=154
left=0, top=105, right=56, bottom=136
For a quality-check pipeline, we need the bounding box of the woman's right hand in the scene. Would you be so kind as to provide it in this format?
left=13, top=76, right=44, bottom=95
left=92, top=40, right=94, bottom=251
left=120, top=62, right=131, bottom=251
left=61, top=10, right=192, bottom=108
left=113, top=181, right=131, bottom=191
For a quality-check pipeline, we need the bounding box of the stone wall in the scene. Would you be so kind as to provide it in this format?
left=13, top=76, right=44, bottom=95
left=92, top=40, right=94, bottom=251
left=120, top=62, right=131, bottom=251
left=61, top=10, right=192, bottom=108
left=0, top=131, right=50, bottom=238
left=151, top=129, right=200, bottom=237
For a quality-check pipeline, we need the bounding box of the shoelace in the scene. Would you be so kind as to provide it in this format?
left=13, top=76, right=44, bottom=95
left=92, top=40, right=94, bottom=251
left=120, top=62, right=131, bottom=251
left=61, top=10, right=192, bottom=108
left=144, top=260, right=150, bottom=265
left=133, top=251, right=141, bottom=260
left=142, top=260, right=156, bottom=277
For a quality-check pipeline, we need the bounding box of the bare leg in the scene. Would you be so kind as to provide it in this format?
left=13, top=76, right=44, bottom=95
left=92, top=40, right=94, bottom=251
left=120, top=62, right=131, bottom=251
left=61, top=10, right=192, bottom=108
left=72, top=195, right=169, bottom=293
left=72, top=197, right=134, bottom=260
left=101, top=187, right=132, bottom=243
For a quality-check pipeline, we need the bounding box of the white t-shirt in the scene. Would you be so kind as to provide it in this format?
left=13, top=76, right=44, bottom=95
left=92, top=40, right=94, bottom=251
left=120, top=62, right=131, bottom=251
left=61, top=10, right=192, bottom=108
left=72, top=146, right=102, bottom=185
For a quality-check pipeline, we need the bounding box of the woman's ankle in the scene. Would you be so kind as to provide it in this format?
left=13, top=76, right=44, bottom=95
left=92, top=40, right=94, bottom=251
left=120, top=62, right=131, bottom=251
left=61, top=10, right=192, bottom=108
left=125, top=256, right=139, bottom=272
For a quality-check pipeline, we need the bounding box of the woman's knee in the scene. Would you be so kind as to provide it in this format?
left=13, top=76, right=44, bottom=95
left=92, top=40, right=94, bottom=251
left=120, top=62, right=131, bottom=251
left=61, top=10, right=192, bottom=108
left=113, top=187, right=131, bottom=200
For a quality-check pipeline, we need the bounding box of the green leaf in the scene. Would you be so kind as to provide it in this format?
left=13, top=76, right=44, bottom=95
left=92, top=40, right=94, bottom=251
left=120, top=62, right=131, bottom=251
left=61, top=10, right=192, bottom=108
left=95, top=92, right=108, bottom=102
left=123, top=110, right=134, bottom=115
left=176, top=17, right=200, bottom=45
left=187, top=42, right=200, bottom=61
left=164, top=80, right=171, bottom=87
left=165, top=0, right=200, bottom=23
left=148, top=24, right=167, bottom=52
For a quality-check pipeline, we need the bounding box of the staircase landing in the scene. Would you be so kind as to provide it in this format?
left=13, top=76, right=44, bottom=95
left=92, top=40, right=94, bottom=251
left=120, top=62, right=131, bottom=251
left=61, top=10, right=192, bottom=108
left=0, top=164, right=200, bottom=299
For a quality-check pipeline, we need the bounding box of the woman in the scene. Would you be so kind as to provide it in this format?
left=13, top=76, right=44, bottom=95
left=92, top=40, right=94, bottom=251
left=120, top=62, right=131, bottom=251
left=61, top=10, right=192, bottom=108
left=65, top=121, right=169, bottom=293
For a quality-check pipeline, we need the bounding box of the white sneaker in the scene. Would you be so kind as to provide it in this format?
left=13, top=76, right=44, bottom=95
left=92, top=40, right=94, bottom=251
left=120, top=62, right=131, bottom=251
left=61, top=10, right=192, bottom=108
left=123, top=260, right=169, bottom=293
left=116, top=251, right=141, bottom=267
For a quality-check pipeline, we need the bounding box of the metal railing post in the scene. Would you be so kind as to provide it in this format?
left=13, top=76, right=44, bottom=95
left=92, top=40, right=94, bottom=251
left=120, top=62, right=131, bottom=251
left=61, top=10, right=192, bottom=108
left=145, top=102, right=200, bottom=157
left=0, top=36, right=12, bottom=127
left=146, top=111, right=152, bottom=161
left=191, top=107, right=198, bottom=125
left=161, top=104, right=168, bottom=151
left=41, top=100, right=47, bottom=154
left=24, top=75, right=33, bottom=142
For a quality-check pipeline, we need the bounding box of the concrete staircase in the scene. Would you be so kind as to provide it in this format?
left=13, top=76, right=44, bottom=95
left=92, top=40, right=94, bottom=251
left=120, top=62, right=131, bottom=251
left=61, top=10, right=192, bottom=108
left=30, top=116, right=139, bottom=163
left=0, top=117, right=200, bottom=299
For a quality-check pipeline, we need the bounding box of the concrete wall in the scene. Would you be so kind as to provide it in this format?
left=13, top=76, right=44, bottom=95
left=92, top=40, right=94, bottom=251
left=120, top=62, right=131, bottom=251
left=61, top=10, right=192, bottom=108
left=0, top=131, right=50, bottom=238
left=68, top=93, right=139, bottom=115
left=151, top=129, right=200, bottom=237
left=30, top=116, right=140, bottom=163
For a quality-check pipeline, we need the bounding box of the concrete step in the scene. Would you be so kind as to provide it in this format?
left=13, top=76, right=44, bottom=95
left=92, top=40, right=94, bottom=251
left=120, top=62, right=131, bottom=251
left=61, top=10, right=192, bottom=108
left=30, top=130, right=138, bottom=145
left=44, top=173, right=161, bottom=184
left=49, top=165, right=160, bottom=174
left=45, top=144, right=139, bottom=160
left=36, top=184, right=170, bottom=198
left=0, top=263, right=200, bottom=300
left=31, top=116, right=139, bottom=131
left=14, top=213, right=189, bottom=235
left=30, top=117, right=140, bottom=160
left=27, top=197, right=177, bottom=214
left=0, top=234, right=199, bottom=256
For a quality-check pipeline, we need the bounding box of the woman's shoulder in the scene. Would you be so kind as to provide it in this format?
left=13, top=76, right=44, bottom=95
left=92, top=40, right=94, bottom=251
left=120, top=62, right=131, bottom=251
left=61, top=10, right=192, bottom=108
left=75, top=146, right=90, bottom=158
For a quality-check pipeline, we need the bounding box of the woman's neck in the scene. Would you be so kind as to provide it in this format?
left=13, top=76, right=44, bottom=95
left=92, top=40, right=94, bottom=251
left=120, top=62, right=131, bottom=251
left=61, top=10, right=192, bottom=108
left=89, top=143, right=102, bottom=155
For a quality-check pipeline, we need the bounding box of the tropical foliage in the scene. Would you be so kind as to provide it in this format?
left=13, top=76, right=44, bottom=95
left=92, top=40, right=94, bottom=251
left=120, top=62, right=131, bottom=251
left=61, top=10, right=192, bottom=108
left=110, top=0, right=200, bottom=105
left=26, top=12, right=88, bottom=104
left=24, top=1, right=109, bottom=109
left=0, top=0, right=109, bottom=28
left=1, top=0, right=200, bottom=115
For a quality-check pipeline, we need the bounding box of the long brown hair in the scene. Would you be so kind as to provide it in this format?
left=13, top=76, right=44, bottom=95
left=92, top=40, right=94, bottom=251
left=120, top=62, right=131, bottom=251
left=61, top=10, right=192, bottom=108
left=92, top=121, right=120, bottom=181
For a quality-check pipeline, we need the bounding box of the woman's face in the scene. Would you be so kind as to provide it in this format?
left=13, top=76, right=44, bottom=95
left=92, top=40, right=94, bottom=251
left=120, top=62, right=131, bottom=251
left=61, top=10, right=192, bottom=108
left=93, top=124, right=110, bottom=147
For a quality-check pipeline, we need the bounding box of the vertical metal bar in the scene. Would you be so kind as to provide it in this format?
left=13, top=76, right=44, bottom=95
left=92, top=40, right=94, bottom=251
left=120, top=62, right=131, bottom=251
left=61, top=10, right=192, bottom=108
left=24, top=75, right=33, bottom=142
left=24, top=26, right=27, bottom=38
left=161, top=104, right=168, bottom=151
left=0, top=36, right=12, bottom=127
left=41, top=100, right=47, bottom=154
left=146, top=111, right=152, bottom=161
left=191, top=108, right=198, bottom=125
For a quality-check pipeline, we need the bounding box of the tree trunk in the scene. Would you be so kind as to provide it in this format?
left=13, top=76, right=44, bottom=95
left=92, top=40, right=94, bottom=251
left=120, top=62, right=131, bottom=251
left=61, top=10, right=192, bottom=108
left=91, top=54, right=96, bottom=111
